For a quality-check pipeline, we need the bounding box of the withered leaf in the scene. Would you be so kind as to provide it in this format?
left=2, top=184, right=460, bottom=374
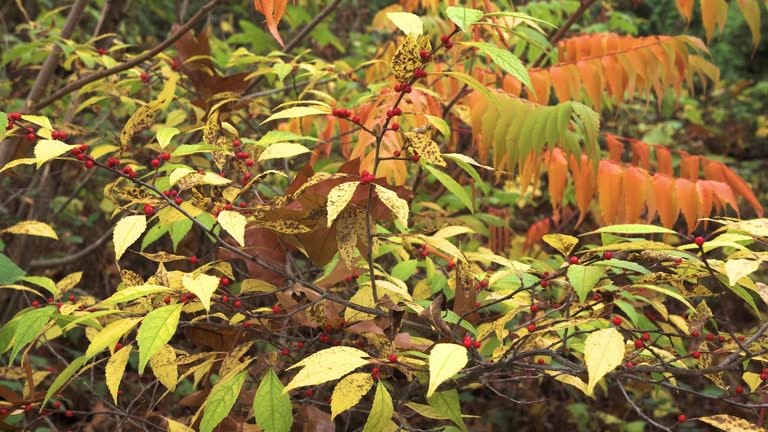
left=391, top=35, right=431, bottom=83
left=405, top=131, right=445, bottom=166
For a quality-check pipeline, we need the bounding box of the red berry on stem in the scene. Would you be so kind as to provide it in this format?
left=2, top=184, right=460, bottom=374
left=463, top=336, right=472, bottom=348
left=634, top=339, right=644, bottom=349
left=527, top=324, right=536, bottom=332
left=440, top=34, right=450, bottom=43
left=691, top=330, right=699, bottom=337
left=85, top=160, right=94, bottom=168
left=603, top=251, right=613, bottom=260
left=540, top=280, right=549, bottom=288
left=678, top=414, right=687, bottom=423
left=115, top=342, right=123, bottom=350
left=26, top=132, right=36, bottom=141
left=233, top=299, right=242, bottom=308
left=612, top=316, right=622, bottom=326
left=151, top=159, right=160, bottom=168
left=163, top=296, right=171, bottom=304
left=706, top=333, right=715, bottom=341
left=66, top=410, right=73, bottom=417
left=641, top=332, right=650, bottom=341
left=144, top=204, right=154, bottom=216
left=272, top=305, right=281, bottom=314
left=233, top=139, right=240, bottom=147
left=444, top=42, right=453, bottom=49
left=531, top=304, right=539, bottom=313
left=537, top=358, right=545, bottom=365
left=68, top=295, right=75, bottom=302
left=390, top=123, right=399, bottom=131
left=281, top=348, right=290, bottom=356
left=694, top=236, right=705, bottom=246
left=388, top=353, right=397, bottom=362
left=394, top=83, right=402, bottom=92
left=220, top=277, right=230, bottom=286
left=393, top=150, right=401, bottom=157
left=473, top=340, right=481, bottom=349
left=569, top=256, right=579, bottom=264
left=692, top=351, right=701, bottom=359
left=345, top=275, right=352, bottom=283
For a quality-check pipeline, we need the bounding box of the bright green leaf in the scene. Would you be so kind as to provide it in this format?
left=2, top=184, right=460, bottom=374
left=156, top=127, right=180, bottom=149
left=424, top=165, right=473, bottom=213
left=199, top=370, right=247, bottom=432
left=84, top=317, right=141, bottom=360
left=136, top=304, right=182, bottom=374
left=427, top=389, right=468, bottom=432
left=254, top=368, right=293, bottom=432
left=462, top=41, right=533, bottom=95
left=567, top=264, right=605, bottom=303
left=100, top=284, right=171, bottom=305
left=445, top=7, right=484, bottom=31
left=362, top=381, right=394, bottom=432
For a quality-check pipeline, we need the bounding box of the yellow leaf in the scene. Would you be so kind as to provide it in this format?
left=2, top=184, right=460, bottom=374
left=405, top=132, right=446, bottom=166
left=427, top=343, right=468, bottom=398
left=169, top=167, right=196, bottom=186
left=258, top=143, right=311, bottom=161
left=331, top=372, right=374, bottom=420
left=327, top=181, right=361, bottom=228
left=120, top=70, right=177, bottom=150
left=217, top=210, right=246, bottom=247
left=56, top=272, right=82, bottom=292
left=362, top=382, right=394, bottom=432
left=201, top=172, right=232, bottom=186
left=240, top=279, right=277, bottom=293
left=386, top=12, right=424, bottom=35
left=283, top=347, right=370, bottom=393
left=545, top=370, right=590, bottom=397
left=150, top=344, right=178, bottom=392
left=725, top=258, right=762, bottom=286
left=85, top=318, right=141, bottom=360
left=21, top=114, right=53, bottom=130
left=584, top=327, right=624, bottom=397
left=165, top=418, right=195, bottom=432
left=542, top=234, right=578, bottom=257
left=0, top=157, right=36, bottom=173
left=743, top=371, right=762, bottom=394
left=375, top=184, right=409, bottom=229
left=182, top=273, right=219, bottom=312
left=336, top=208, right=367, bottom=269
left=106, top=345, right=132, bottom=403
left=391, top=34, right=431, bottom=82
left=156, top=127, right=180, bottom=149
left=1, top=220, right=58, bottom=239
left=697, top=414, right=767, bottom=431
left=260, top=106, right=330, bottom=125
left=203, top=109, right=220, bottom=145
left=34, top=140, right=76, bottom=168
left=113, top=215, right=147, bottom=261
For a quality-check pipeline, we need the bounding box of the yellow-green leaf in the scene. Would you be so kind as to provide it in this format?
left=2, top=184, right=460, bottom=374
left=34, top=140, right=76, bottom=168
left=260, top=106, right=330, bottom=125
left=199, top=370, right=247, bottom=432
left=217, top=210, right=246, bottom=247
left=362, top=382, right=393, bottom=432
left=445, top=6, right=484, bottom=31
left=427, top=389, right=467, bottom=432
left=166, top=418, right=195, bottom=432
left=85, top=318, right=141, bottom=360
left=149, top=344, right=178, bottom=391
left=375, top=184, right=409, bottom=229
left=106, top=345, right=132, bottom=403
left=427, top=343, right=468, bottom=398
left=584, top=327, right=624, bottom=397
left=725, top=258, right=761, bottom=286
left=258, top=143, right=311, bottom=161
left=1, top=221, right=58, bottom=240
left=462, top=41, right=533, bottom=95
left=588, top=224, right=679, bottom=235
left=424, top=166, right=472, bottom=213
left=406, top=131, right=445, bottom=166
left=100, top=284, right=171, bottom=305
left=137, top=304, right=183, bottom=374
left=44, top=355, right=87, bottom=406
left=386, top=12, right=423, bottom=35
left=114, top=215, right=147, bottom=261
left=697, top=414, right=766, bottom=431
left=21, top=114, right=53, bottom=130
left=254, top=368, right=292, bottom=432
left=284, top=346, right=370, bottom=393
left=331, top=372, right=374, bottom=420
left=182, top=273, right=219, bottom=312
left=327, top=181, right=360, bottom=227
left=567, top=264, right=605, bottom=304
left=156, top=127, right=180, bottom=149
left=0, top=157, right=36, bottom=173
left=542, top=234, right=578, bottom=257
left=201, top=172, right=232, bottom=186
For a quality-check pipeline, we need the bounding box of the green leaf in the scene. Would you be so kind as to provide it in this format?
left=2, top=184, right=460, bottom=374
left=84, top=318, right=141, bottom=360
left=254, top=369, right=293, bottom=432
left=260, top=106, right=330, bottom=125
left=170, top=144, right=221, bottom=157
left=199, top=370, right=247, bottom=432
left=438, top=71, right=499, bottom=109
left=182, top=273, right=219, bottom=312
left=362, top=381, right=394, bottom=432
left=0, top=112, right=7, bottom=131
left=156, top=127, right=180, bottom=149
left=254, top=130, right=319, bottom=146
left=542, top=234, right=578, bottom=257
left=443, top=154, right=489, bottom=195
left=584, top=328, right=624, bottom=397
left=217, top=210, right=246, bottom=247
left=257, top=143, right=311, bottom=161
left=100, top=284, right=171, bottom=305
left=445, top=7, right=484, bottom=31
left=331, top=372, right=374, bottom=420
left=424, top=114, right=451, bottom=139
left=284, top=346, right=370, bottom=393
left=0, top=254, right=26, bottom=284
left=44, top=355, right=87, bottom=406
left=461, top=41, right=533, bottom=95
left=386, top=12, right=424, bottom=35
left=588, top=224, right=680, bottom=236
left=424, top=165, right=473, bottom=213
left=19, top=276, right=58, bottom=297
left=10, top=306, right=53, bottom=364
left=137, top=304, right=183, bottom=374
left=567, top=264, right=605, bottom=303
left=427, top=343, right=468, bottom=397
left=114, top=215, right=147, bottom=261
left=427, top=389, right=468, bottom=432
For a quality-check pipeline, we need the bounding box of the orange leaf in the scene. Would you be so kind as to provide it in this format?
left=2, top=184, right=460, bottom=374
left=722, top=164, right=764, bottom=217
left=569, top=154, right=597, bottom=227
left=577, top=59, right=604, bottom=111
left=519, top=151, right=544, bottom=196
left=736, top=0, right=762, bottom=51
left=598, top=161, right=624, bottom=225
left=529, top=71, right=552, bottom=105
left=675, top=0, right=695, bottom=22
left=655, top=145, right=673, bottom=176
left=676, top=178, right=701, bottom=233
left=547, top=149, right=569, bottom=224
left=630, top=139, right=651, bottom=170
left=706, top=180, right=741, bottom=217
left=254, top=0, right=288, bottom=47
left=700, top=0, right=729, bottom=43
left=602, top=55, right=627, bottom=107
left=653, top=174, right=680, bottom=229
left=524, top=218, right=551, bottom=252
left=622, top=167, right=650, bottom=224
left=605, top=134, right=624, bottom=163
left=679, top=154, right=700, bottom=181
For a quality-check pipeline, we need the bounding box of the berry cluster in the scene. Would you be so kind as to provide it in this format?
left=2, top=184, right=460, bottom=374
left=462, top=335, right=482, bottom=349
left=393, top=83, right=413, bottom=93
left=360, top=170, right=375, bottom=184
left=332, top=108, right=352, bottom=118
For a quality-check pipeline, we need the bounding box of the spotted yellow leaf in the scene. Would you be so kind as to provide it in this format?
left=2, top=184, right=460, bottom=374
left=405, top=132, right=445, bottom=166
left=283, top=347, right=370, bottom=393
left=391, top=34, right=431, bottom=83
left=1, top=221, right=58, bottom=240
left=149, top=344, right=178, bottom=391
left=106, top=345, right=132, bottom=403
left=327, top=181, right=360, bottom=228
left=336, top=208, right=367, bottom=269
left=374, top=185, right=409, bottom=228
left=331, top=372, right=374, bottom=420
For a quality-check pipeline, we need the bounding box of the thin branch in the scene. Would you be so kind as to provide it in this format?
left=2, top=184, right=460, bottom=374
left=32, top=0, right=224, bottom=111
left=28, top=226, right=114, bottom=270
left=617, top=381, right=673, bottom=431
left=531, top=0, right=598, bottom=68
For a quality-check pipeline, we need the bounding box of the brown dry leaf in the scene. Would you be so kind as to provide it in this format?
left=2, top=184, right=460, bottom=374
left=295, top=404, right=335, bottom=432
left=418, top=293, right=452, bottom=338
left=139, top=251, right=188, bottom=262
left=452, top=259, right=477, bottom=325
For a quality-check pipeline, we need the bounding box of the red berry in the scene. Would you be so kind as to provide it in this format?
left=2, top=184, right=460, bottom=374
left=393, top=150, right=401, bottom=157
left=612, top=316, right=622, bottom=326
left=24, top=403, right=32, bottom=411
left=420, top=249, right=428, bottom=257
left=53, top=401, right=61, bottom=408
left=319, top=334, right=330, bottom=343
left=440, top=35, right=450, bottom=43
left=692, top=330, right=700, bottom=337
left=68, top=295, right=75, bottom=302
left=352, top=116, right=361, bottom=123
left=305, top=389, right=313, bottom=397
left=706, top=333, right=715, bottom=341
left=59, top=131, right=68, bottom=140
left=527, top=324, right=536, bottom=332
left=569, top=256, right=579, bottom=264
left=537, top=358, right=545, bottom=365
left=243, top=321, right=251, bottom=328
left=246, top=159, right=254, bottom=166
left=404, top=85, right=412, bottom=93
left=394, top=83, right=402, bottom=92
left=603, top=251, right=613, bottom=260
left=390, top=123, right=399, bottom=131
left=52, top=131, right=60, bottom=139
left=411, top=154, right=420, bottom=162
left=115, top=342, right=123, bottom=350
left=444, top=42, right=454, bottom=49
left=163, top=296, right=171, bottom=304
left=233, top=139, right=241, bottom=147
left=26, top=132, right=36, bottom=140
left=189, top=256, right=198, bottom=264
left=761, top=373, right=767, bottom=380
left=151, top=159, right=160, bottom=168
left=281, top=348, right=290, bottom=356
left=529, top=304, right=538, bottom=313
left=297, top=341, right=305, bottom=348
left=675, top=257, right=683, bottom=264
left=273, top=305, right=281, bottom=313
left=233, top=300, right=242, bottom=308
left=540, top=280, right=549, bottom=288
left=447, top=261, right=456, bottom=269
left=692, top=351, right=701, bottom=359
left=634, top=339, right=644, bottom=349
left=161, top=152, right=170, bottom=161
left=694, top=236, right=705, bottom=247
left=32, top=300, right=39, bottom=308
left=393, top=107, right=402, bottom=116
left=678, top=414, right=687, bottom=423
left=738, top=335, right=746, bottom=342
left=9, top=112, right=21, bottom=120
left=463, top=336, right=472, bottom=348
left=175, top=197, right=183, bottom=205
left=0, top=408, right=7, bottom=415
left=345, top=275, right=352, bottom=283
left=222, top=295, right=229, bottom=303
left=144, top=204, right=154, bottom=216
left=388, top=353, right=397, bottom=362
left=140, top=72, right=149, bottom=82
left=220, top=277, right=230, bottom=286
left=625, top=361, right=634, bottom=368
left=480, top=280, right=488, bottom=288
left=85, top=160, right=94, bottom=169
left=641, top=332, right=650, bottom=341
left=718, top=335, right=726, bottom=342
left=66, top=410, right=73, bottom=417
left=180, top=295, right=188, bottom=302
left=419, top=49, right=431, bottom=60
left=171, top=60, right=179, bottom=70
left=386, top=109, right=394, bottom=118
left=473, top=340, right=481, bottom=349
left=593, top=293, right=601, bottom=301
left=372, top=367, right=380, bottom=379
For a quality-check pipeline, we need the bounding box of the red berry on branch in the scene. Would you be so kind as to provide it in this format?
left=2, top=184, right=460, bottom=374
left=463, top=336, right=472, bottom=348
left=394, top=83, right=402, bottom=92
left=603, top=251, right=613, bottom=260
left=634, top=339, right=644, bottom=349
left=115, top=342, right=123, bottom=350
left=403, top=85, right=412, bottom=93
left=411, top=154, right=420, bottom=162
left=151, top=159, right=160, bottom=168
left=537, top=358, right=545, bottom=365
left=68, top=295, right=75, bottom=302
left=612, top=316, right=622, bottom=326
left=473, top=340, right=481, bottom=349
left=171, top=60, right=179, bottom=70
left=388, top=353, right=397, bottom=362
left=678, top=414, right=687, bottom=423
left=440, top=35, right=450, bottom=44
left=527, top=324, right=536, bottom=332
left=393, top=150, right=401, bottom=157
left=26, top=133, right=36, bottom=141
left=297, top=341, right=305, bottom=348
left=691, top=330, right=700, bottom=337
left=390, top=123, right=399, bottom=131
left=345, top=275, right=352, bottom=283
left=641, top=332, right=650, bottom=341
left=540, top=280, right=548, bottom=288
left=85, top=160, right=94, bottom=168
left=65, top=410, right=73, bottom=417
left=272, top=305, right=281, bottom=314
left=161, top=152, right=170, bottom=161
left=246, top=159, right=254, bottom=166
left=233, top=299, right=242, bottom=308
left=232, top=139, right=240, bottom=147
left=694, top=236, right=705, bottom=247
left=140, top=72, right=149, bottom=82
left=393, top=107, right=402, bottom=116
left=444, top=42, right=454, bottom=49
left=706, top=333, right=715, bottom=341
left=144, top=204, right=154, bottom=216
left=281, top=348, right=290, bottom=356
left=569, top=256, right=579, bottom=264
left=353, top=272, right=360, bottom=279
left=691, top=351, right=701, bottom=359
